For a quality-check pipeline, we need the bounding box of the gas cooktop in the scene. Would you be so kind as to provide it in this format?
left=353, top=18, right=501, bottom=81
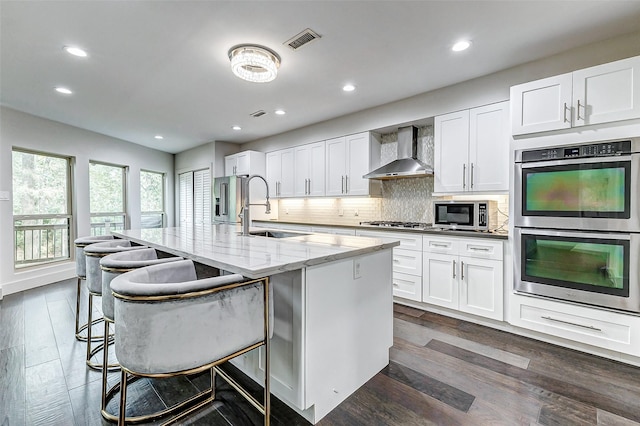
left=360, top=221, right=432, bottom=230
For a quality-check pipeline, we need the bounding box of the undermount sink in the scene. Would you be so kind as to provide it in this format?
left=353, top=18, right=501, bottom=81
left=248, top=230, right=311, bottom=238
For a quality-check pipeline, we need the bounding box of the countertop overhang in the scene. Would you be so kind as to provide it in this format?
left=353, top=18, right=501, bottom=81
left=113, top=224, right=399, bottom=279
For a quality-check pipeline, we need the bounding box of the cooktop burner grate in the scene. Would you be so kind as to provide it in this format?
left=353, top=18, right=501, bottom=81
left=360, top=221, right=432, bottom=229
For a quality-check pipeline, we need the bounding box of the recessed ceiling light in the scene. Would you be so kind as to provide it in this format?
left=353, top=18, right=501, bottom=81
left=343, top=84, right=356, bottom=92
left=232, top=125, right=242, bottom=131
left=452, top=40, right=471, bottom=52
left=154, top=135, right=164, bottom=140
left=275, top=109, right=286, bottom=115
left=55, top=87, right=73, bottom=95
left=63, top=46, right=88, bottom=57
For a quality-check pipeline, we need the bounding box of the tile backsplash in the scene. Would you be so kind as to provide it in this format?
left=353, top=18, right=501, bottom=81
left=380, top=125, right=435, bottom=223
left=273, top=124, right=510, bottom=229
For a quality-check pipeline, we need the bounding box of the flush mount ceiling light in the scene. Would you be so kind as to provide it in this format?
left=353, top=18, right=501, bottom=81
left=274, top=109, right=286, bottom=115
left=232, top=125, right=242, bottom=131
left=228, top=44, right=281, bottom=83
left=342, top=84, right=356, bottom=92
left=154, top=135, right=164, bottom=140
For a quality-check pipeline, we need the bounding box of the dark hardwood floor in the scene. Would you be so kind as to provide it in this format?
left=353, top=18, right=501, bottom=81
left=2, top=279, right=640, bottom=425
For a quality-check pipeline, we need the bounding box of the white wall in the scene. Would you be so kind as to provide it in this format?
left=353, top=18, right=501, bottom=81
left=241, top=30, right=640, bottom=153
left=0, top=107, right=175, bottom=297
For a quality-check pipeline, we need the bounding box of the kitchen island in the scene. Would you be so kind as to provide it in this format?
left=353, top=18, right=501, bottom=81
left=113, top=224, right=399, bottom=424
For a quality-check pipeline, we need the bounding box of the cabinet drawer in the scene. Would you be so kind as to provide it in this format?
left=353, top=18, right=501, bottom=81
left=393, top=248, right=422, bottom=276
left=511, top=295, right=640, bottom=355
left=392, top=272, right=422, bottom=302
left=458, top=238, right=503, bottom=260
left=423, top=237, right=458, bottom=254
left=357, top=230, right=422, bottom=250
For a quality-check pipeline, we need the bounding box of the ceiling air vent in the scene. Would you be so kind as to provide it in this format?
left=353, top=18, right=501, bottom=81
left=250, top=110, right=267, bottom=118
left=284, top=28, right=321, bottom=50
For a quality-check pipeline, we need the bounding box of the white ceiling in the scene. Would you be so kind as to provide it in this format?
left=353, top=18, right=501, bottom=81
left=2, top=1, right=640, bottom=154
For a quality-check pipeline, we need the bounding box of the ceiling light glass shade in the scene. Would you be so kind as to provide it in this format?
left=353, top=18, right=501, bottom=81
left=228, top=45, right=281, bottom=83
left=452, top=40, right=471, bottom=52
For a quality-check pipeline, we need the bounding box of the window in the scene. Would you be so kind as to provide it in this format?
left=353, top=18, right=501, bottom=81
left=140, top=170, right=165, bottom=228
left=89, top=161, right=127, bottom=235
left=178, top=168, right=211, bottom=225
left=12, top=149, right=72, bottom=268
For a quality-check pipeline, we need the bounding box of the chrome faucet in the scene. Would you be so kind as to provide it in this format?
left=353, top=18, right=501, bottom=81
left=240, top=174, right=271, bottom=236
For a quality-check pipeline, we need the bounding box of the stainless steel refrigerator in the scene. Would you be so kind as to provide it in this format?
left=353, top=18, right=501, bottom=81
left=213, top=176, right=244, bottom=223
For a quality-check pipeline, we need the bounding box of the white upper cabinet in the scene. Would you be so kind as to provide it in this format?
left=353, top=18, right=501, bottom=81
left=224, top=150, right=265, bottom=176
left=294, top=141, right=325, bottom=197
left=266, top=148, right=294, bottom=198
left=326, top=132, right=381, bottom=197
left=511, top=55, right=640, bottom=135
left=434, top=101, right=510, bottom=193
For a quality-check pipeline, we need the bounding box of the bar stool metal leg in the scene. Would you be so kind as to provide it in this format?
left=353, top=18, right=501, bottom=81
left=86, top=291, right=116, bottom=370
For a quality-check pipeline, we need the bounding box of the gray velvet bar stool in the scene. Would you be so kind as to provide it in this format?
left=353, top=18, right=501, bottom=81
left=83, top=239, right=147, bottom=370
left=74, top=235, right=115, bottom=342
left=110, top=259, right=272, bottom=426
left=98, top=248, right=183, bottom=421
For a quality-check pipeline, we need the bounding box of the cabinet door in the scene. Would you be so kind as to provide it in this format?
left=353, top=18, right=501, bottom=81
left=308, top=141, right=326, bottom=196
left=345, top=132, right=370, bottom=195
left=422, top=252, right=458, bottom=310
left=458, top=256, right=503, bottom=321
left=434, top=110, right=470, bottom=193
left=325, top=137, right=346, bottom=196
left=510, top=73, right=572, bottom=135
left=573, top=55, right=640, bottom=127
left=294, top=145, right=310, bottom=197
left=279, top=149, right=295, bottom=197
left=235, top=152, right=250, bottom=175
left=266, top=152, right=281, bottom=197
left=468, top=101, right=510, bottom=192
left=224, top=155, right=236, bottom=176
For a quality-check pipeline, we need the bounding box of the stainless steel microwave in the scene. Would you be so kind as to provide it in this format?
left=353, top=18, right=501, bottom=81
left=433, top=200, right=497, bottom=231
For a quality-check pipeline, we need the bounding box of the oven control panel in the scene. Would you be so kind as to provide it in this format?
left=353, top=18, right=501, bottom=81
left=521, top=140, right=632, bottom=162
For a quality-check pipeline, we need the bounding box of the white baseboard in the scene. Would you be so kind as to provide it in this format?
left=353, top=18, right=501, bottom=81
left=3, top=265, right=76, bottom=296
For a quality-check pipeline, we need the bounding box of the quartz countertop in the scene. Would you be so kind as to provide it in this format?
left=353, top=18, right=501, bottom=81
left=113, top=224, right=399, bottom=279
left=254, top=220, right=509, bottom=240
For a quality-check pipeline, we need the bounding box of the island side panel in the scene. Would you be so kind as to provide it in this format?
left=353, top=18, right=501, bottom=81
left=304, top=248, right=394, bottom=422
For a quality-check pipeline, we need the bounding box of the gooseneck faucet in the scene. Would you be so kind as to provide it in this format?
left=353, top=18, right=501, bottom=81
left=240, top=174, right=271, bottom=236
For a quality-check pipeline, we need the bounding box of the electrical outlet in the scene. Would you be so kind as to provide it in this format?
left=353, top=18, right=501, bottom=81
left=338, top=208, right=344, bottom=216
left=353, top=259, right=362, bottom=279
left=354, top=209, right=359, bottom=216
left=285, top=208, right=289, bottom=214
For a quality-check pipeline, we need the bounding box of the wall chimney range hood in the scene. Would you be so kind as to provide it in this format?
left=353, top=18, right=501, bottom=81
left=363, top=125, right=434, bottom=180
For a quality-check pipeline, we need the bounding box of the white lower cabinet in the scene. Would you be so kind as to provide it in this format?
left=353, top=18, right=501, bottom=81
left=356, top=230, right=423, bottom=302
left=423, top=236, right=504, bottom=321
left=509, top=293, right=640, bottom=356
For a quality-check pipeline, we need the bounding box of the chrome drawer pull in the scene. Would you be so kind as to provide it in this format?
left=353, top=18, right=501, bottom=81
left=541, top=316, right=602, bottom=332
left=452, top=260, right=456, bottom=279
left=432, top=243, right=448, bottom=248
left=469, top=247, right=491, bottom=252
left=393, top=259, right=400, bottom=263
left=393, top=283, right=399, bottom=287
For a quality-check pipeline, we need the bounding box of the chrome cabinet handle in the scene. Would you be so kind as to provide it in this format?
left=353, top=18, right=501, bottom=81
left=469, top=247, right=491, bottom=252
left=307, top=178, right=310, bottom=195
left=345, top=175, right=349, bottom=193
left=541, top=316, right=602, bottom=331
left=393, top=282, right=399, bottom=287
left=577, top=100, right=584, bottom=121
left=461, top=261, right=465, bottom=280
left=393, top=259, right=400, bottom=263
left=452, top=260, right=456, bottom=279
left=432, top=243, right=448, bottom=248
left=470, top=163, right=474, bottom=189
left=341, top=175, right=345, bottom=193
left=462, top=164, right=466, bottom=189
left=563, top=102, right=570, bottom=123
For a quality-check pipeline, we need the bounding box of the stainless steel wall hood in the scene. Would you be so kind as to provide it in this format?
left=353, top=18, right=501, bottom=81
left=363, top=125, right=434, bottom=180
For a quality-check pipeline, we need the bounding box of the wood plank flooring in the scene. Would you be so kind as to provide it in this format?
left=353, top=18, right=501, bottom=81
left=2, top=279, right=640, bottom=425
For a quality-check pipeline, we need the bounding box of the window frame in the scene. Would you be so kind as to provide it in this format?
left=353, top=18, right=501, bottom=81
left=140, top=169, right=166, bottom=228
left=12, top=147, right=74, bottom=269
left=89, top=160, right=128, bottom=236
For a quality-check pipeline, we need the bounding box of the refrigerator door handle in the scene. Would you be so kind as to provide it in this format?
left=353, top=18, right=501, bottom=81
left=220, top=182, right=229, bottom=216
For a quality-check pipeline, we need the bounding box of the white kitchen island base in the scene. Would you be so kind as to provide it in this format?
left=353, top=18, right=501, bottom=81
left=113, top=225, right=397, bottom=424
left=232, top=249, right=393, bottom=423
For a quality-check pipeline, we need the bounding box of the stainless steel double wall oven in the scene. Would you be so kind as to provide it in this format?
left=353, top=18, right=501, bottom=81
left=514, top=137, right=640, bottom=313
